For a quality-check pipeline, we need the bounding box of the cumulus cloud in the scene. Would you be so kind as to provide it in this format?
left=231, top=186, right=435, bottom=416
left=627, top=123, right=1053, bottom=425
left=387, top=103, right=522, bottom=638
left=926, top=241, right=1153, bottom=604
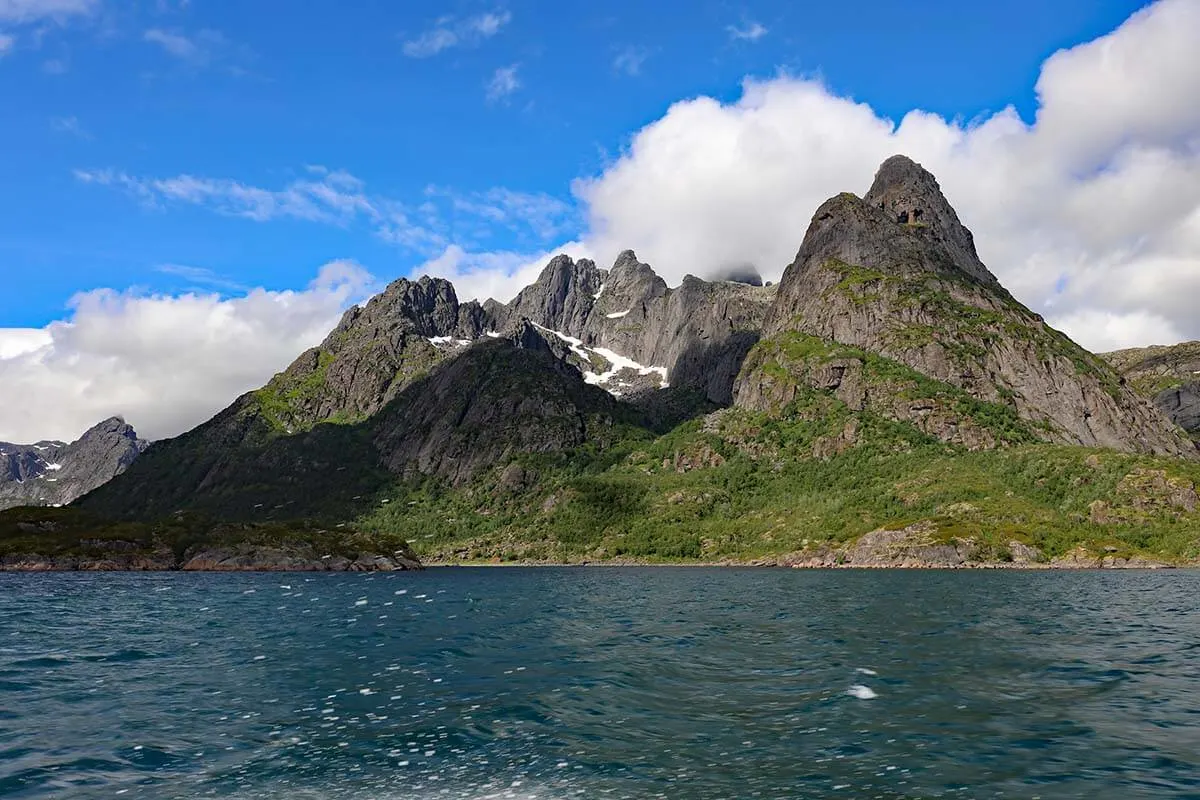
left=402, top=10, right=511, bottom=58
left=570, top=0, right=1200, bottom=352
left=0, top=262, right=375, bottom=442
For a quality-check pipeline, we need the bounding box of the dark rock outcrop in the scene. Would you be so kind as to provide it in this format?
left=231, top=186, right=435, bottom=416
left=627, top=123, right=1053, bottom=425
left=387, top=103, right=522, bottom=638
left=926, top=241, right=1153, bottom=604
left=0, top=418, right=147, bottom=510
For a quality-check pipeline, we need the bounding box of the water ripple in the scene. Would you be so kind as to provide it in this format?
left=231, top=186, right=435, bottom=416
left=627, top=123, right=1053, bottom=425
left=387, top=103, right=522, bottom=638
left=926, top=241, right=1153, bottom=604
left=1, top=568, right=1200, bottom=798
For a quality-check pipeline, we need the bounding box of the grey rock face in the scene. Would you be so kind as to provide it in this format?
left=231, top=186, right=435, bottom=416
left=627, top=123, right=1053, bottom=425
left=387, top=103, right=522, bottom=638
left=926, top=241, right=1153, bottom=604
left=1156, top=384, right=1200, bottom=437
left=260, top=275, right=497, bottom=432
left=498, top=249, right=775, bottom=404
left=1103, top=341, right=1200, bottom=440
left=863, top=155, right=999, bottom=286
left=373, top=337, right=620, bottom=487
left=0, top=417, right=147, bottom=510
left=746, top=156, right=1195, bottom=457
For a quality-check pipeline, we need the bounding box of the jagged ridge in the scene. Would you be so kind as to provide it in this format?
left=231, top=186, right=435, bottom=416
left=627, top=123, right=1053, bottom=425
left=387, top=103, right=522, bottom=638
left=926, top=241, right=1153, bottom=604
left=0, top=418, right=147, bottom=510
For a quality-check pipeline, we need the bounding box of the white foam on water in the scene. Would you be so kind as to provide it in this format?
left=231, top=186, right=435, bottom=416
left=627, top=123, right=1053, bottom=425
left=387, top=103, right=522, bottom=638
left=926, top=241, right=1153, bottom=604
left=847, top=684, right=877, bottom=700
left=855, top=667, right=878, bottom=675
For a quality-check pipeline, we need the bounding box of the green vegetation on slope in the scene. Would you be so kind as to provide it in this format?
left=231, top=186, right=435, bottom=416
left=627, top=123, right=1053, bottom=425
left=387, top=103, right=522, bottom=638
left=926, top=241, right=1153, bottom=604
left=355, top=396, right=1200, bottom=565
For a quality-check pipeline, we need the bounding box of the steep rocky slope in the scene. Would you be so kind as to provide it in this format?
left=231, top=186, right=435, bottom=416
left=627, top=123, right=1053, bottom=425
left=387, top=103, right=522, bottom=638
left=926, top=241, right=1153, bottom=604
left=77, top=330, right=633, bottom=521
left=0, top=418, right=147, bottom=510
left=1104, top=341, right=1200, bottom=441
left=493, top=250, right=775, bottom=403
left=738, top=155, right=1194, bottom=457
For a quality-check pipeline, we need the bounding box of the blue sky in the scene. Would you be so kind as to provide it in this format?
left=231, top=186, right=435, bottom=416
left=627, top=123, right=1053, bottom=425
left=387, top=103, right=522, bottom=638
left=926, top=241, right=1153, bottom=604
left=1, top=0, right=1152, bottom=329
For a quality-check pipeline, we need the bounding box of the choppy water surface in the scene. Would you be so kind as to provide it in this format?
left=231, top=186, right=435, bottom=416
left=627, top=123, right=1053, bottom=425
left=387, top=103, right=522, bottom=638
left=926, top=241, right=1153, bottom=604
left=1, top=568, right=1199, bottom=799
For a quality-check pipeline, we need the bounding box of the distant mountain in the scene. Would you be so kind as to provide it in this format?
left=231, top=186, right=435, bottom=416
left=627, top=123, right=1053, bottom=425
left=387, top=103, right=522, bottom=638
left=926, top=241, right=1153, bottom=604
left=65, top=155, right=1200, bottom=568
left=1104, top=341, right=1200, bottom=442
left=0, top=418, right=147, bottom=510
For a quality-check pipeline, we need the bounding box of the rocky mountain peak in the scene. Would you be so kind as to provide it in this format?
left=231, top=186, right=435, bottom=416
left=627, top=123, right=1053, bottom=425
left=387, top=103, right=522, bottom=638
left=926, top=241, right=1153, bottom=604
left=504, top=254, right=604, bottom=332
left=0, top=417, right=148, bottom=510
left=599, top=250, right=668, bottom=309
left=862, top=154, right=996, bottom=286
left=751, top=156, right=1195, bottom=458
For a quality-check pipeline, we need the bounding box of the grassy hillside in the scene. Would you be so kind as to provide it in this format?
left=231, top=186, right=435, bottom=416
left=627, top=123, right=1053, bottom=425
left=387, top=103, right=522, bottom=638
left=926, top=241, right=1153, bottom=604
left=356, top=393, right=1200, bottom=565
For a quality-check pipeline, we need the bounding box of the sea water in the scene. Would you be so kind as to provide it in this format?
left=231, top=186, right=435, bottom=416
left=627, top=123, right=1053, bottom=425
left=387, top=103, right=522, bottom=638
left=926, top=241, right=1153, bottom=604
left=1, top=568, right=1198, bottom=798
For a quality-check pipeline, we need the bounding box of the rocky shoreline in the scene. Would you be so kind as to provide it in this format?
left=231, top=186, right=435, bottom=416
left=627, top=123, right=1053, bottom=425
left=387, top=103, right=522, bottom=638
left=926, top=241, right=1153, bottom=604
left=424, top=522, right=1186, bottom=570
left=1, top=523, right=1187, bottom=572
left=0, top=542, right=422, bottom=572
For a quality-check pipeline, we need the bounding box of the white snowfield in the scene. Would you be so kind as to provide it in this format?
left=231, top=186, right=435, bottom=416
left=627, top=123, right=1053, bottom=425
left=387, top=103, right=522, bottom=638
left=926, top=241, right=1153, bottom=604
left=427, top=336, right=471, bottom=348
left=529, top=323, right=669, bottom=396
left=605, top=309, right=631, bottom=319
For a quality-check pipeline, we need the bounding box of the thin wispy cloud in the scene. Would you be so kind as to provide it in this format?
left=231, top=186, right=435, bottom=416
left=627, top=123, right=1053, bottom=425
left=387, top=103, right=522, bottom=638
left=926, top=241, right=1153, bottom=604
left=155, top=264, right=250, bottom=293
left=143, top=27, right=231, bottom=67
left=402, top=10, right=512, bottom=58
left=73, top=167, right=378, bottom=225
left=727, top=20, right=768, bottom=41
left=0, top=0, right=98, bottom=24
left=486, top=64, right=520, bottom=103
left=613, top=45, right=649, bottom=76
left=427, top=186, right=576, bottom=240
left=0, top=32, right=13, bottom=55
left=50, top=115, right=89, bottom=138
left=73, top=164, right=569, bottom=254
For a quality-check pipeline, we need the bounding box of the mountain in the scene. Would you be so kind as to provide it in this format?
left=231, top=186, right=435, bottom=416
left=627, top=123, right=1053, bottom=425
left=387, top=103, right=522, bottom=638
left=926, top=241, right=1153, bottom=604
left=61, top=155, right=1200, bottom=569
left=736, top=155, right=1194, bottom=457
left=1104, top=341, right=1200, bottom=442
left=0, top=417, right=147, bottom=510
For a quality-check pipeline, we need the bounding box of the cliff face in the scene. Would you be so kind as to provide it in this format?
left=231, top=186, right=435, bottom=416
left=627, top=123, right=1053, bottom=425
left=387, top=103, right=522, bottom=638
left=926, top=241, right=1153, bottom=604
left=76, top=329, right=628, bottom=521
left=740, top=155, right=1194, bottom=457
left=494, top=249, right=775, bottom=404
left=0, top=418, right=147, bottom=510
left=1104, top=341, right=1200, bottom=442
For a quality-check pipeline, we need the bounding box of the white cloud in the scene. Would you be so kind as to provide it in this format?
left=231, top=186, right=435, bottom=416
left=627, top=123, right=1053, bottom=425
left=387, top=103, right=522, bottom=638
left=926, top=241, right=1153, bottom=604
left=1046, top=309, right=1186, bottom=354
left=74, top=167, right=382, bottom=225
left=0, top=31, right=12, bottom=54
left=613, top=45, right=648, bottom=76
left=486, top=63, right=519, bottom=102
left=0, top=0, right=97, bottom=23
left=75, top=165, right=575, bottom=255
left=0, top=329, right=51, bottom=359
left=727, top=21, right=768, bottom=41
left=402, top=10, right=511, bottom=58
left=567, top=0, right=1200, bottom=352
left=143, top=27, right=238, bottom=69
left=50, top=115, right=88, bottom=137
left=0, top=262, right=375, bottom=442
left=427, top=186, right=575, bottom=240
left=155, top=264, right=249, bottom=292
